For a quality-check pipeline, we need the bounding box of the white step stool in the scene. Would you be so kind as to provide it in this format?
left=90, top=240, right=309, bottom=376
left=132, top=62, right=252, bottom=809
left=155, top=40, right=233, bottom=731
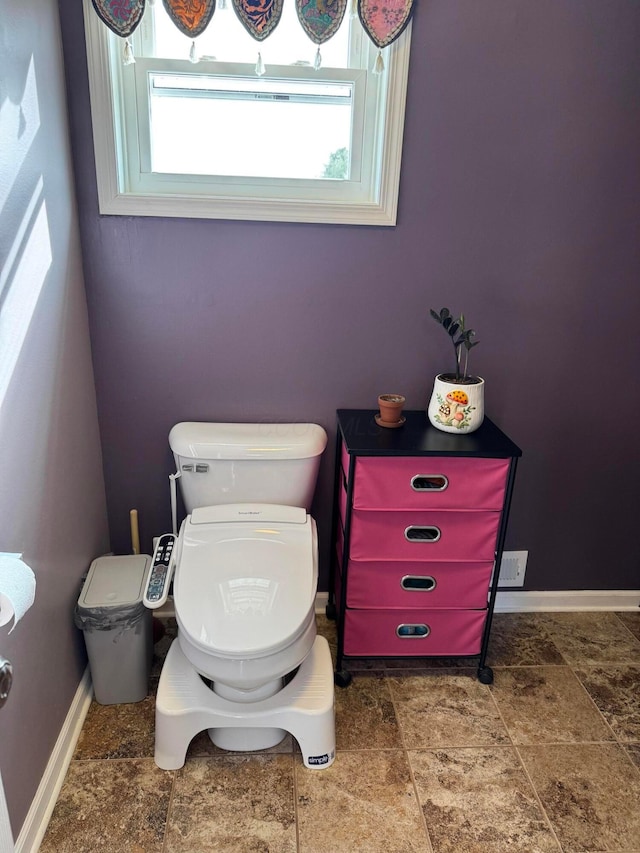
left=155, top=635, right=336, bottom=770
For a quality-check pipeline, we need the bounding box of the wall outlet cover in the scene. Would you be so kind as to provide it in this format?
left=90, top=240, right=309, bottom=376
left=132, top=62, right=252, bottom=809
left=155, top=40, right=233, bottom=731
left=498, top=550, right=528, bottom=588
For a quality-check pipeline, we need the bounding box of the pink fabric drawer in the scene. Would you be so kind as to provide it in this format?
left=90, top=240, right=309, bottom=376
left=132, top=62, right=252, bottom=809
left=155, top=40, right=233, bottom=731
left=341, top=490, right=500, bottom=562
left=347, top=559, right=493, bottom=610
left=343, top=608, right=486, bottom=657
left=342, top=447, right=509, bottom=511
left=336, top=521, right=492, bottom=608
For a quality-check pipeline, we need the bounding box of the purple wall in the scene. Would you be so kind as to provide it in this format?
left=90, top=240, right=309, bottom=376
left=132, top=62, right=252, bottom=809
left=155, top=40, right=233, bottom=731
left=59, top=0, right=640, bottom=591
left=2, top=0, right=109, bottom=837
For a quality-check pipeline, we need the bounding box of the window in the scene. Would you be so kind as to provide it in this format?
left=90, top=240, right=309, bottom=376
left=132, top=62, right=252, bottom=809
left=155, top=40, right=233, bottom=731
left=82, top=0, right=413, bottom=225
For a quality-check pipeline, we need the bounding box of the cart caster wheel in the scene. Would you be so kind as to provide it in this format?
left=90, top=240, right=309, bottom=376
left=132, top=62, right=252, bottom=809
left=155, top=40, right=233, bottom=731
left=477, top=666, right=494, bottom=685
left=334, top=670, right=352, bottom=688
left=325, top=602, right=337, bottom=621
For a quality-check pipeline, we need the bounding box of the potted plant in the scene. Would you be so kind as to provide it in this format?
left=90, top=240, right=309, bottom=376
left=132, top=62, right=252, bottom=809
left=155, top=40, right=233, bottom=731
left=427, top=307, right=484, bottom=434
left=377, top=394, right=406, bottom=427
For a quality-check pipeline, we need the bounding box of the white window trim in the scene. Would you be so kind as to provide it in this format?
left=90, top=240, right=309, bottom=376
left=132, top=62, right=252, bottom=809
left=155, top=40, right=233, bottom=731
left=82, top=0, right=412, bottom=226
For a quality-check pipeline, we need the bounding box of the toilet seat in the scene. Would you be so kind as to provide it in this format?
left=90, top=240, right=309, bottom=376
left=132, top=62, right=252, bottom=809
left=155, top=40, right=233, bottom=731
left=174, top=504, right=317, bottom=661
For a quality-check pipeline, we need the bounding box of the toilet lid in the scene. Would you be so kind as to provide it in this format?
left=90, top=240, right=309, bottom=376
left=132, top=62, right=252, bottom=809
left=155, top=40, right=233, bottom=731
left=174, top=504, right=316, bottom=658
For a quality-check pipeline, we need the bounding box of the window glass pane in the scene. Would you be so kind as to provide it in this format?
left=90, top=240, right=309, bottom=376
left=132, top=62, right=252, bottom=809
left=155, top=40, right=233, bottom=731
left=148, top=73, right=352, bottom=179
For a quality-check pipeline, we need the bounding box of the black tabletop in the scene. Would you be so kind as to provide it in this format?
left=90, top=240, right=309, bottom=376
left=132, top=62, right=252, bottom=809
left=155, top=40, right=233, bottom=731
left=337, top=410, right=522, bottom=458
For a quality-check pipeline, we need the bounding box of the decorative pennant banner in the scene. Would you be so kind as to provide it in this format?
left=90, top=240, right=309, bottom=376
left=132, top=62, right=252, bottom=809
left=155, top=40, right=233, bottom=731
left=295, top=0, right=348, bottom=45
left=91, top=0, right=146, bottom=37
left=358, top=0, right=414, bottom=49
left=232, top=0, right=284, bottom=40
left=162, top=0, right=216, bottom=38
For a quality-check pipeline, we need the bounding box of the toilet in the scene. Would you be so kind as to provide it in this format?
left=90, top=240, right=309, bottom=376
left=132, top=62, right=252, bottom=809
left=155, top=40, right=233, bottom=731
left=153, top=422, right=336, bottom=771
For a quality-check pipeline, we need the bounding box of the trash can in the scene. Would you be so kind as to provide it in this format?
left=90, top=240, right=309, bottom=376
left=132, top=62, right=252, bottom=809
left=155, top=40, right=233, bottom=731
left=74, top=554, right=152, bottom=705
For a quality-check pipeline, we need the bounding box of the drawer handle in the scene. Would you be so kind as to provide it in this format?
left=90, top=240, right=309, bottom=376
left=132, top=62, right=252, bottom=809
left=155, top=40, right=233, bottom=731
left=401, top=575, right=437, bottom=592
left=396, top=624, right=430, bottom=638
left=411, top=475, right=449, bottom=492
left=404, top=525, right=441, bottom=542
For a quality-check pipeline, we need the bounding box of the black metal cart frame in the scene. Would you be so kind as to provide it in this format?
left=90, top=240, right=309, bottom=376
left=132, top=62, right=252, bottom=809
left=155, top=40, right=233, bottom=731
left=326, top=409, right=521, bottom=688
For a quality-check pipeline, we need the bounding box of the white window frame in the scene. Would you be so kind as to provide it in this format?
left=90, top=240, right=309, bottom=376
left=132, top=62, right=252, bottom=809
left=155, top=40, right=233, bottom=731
left=82, top=0, right=412, bottom=226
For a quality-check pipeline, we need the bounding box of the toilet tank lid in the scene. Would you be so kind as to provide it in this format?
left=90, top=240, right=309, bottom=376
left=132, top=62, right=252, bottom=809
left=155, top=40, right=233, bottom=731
left=169, top=422, right=327, bottom=460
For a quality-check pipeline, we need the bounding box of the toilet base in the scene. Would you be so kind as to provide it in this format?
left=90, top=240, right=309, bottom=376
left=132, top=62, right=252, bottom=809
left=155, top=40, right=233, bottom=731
left=208, top=678, right=286, bottom=752
left=155, top=635, right=336, bottom=771
left=208, top=725, right=286, bottom=752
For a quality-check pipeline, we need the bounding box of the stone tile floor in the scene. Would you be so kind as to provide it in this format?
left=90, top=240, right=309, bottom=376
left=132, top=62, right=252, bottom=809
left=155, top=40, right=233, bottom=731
left=40, top=610, right=640, bottom=852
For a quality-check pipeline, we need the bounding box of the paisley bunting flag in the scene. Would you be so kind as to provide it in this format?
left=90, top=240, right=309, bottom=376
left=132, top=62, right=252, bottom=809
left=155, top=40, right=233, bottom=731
left=162, top=0, right=216, bottom=38
left=231, top=0, right=285, bottom=41
left=295, top=0, right=348, bottom=46
left=358, top=0, right=414, bottom=49
left=91, top=0, right=146, bottom=37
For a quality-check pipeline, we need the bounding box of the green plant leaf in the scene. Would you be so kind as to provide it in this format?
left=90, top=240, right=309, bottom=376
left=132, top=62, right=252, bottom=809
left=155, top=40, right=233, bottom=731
left=430, top=308, right=479, bottom=382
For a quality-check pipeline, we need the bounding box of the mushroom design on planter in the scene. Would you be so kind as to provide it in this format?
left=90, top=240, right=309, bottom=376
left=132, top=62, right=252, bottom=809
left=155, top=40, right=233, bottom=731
left=436, top=389, right=474, bottom=429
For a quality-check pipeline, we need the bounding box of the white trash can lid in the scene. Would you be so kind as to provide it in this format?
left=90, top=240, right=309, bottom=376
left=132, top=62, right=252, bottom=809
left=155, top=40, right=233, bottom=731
left=79, top=555, right=150, bottom=609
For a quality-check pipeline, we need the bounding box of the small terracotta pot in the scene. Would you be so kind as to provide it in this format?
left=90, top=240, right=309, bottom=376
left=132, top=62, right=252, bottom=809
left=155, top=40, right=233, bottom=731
left=378, top=394, right=406, bottom=424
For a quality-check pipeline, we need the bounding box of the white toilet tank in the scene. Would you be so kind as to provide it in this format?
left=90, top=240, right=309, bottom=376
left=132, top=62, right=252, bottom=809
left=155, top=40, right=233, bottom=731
left=169, top=422, right=328, bottom=512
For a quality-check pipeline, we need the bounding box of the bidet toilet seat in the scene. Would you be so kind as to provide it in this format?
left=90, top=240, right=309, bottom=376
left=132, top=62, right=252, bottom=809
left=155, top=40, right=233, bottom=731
left=174, top=503, right=317, bottom=663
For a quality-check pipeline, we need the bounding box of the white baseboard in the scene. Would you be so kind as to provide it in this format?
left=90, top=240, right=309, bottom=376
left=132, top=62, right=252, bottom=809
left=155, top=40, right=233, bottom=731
left=315, top=592, right=329, bottom=613
left=493, top=589, right=640, bottom=612
left=163, top=588, right=640, bottom=622
left=316, top=590, right=640, bottom=613
left=124, top=590, right=640, bottom=622
left=16, top=667, right=93, bottom=853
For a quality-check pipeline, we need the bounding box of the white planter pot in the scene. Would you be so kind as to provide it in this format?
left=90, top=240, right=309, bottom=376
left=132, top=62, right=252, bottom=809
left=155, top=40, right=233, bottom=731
left=428, top=374, right=485, bottom=434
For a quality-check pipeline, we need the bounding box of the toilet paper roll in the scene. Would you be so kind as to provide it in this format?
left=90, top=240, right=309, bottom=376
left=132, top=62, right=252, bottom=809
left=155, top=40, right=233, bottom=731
left=0, top=553, right=36, bottom=633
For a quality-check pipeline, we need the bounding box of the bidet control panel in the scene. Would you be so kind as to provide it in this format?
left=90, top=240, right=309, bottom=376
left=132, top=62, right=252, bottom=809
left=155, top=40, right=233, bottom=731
left=143, top=534, right=176, bottom=609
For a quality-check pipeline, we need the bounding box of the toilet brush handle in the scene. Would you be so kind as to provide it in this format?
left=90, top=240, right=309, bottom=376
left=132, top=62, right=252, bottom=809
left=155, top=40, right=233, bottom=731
left=143, top=534, right=176, bottom=610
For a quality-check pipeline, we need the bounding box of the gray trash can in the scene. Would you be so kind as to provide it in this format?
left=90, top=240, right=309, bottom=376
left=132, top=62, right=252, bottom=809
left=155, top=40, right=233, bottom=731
left=75, top=555, right=152, bottom=705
